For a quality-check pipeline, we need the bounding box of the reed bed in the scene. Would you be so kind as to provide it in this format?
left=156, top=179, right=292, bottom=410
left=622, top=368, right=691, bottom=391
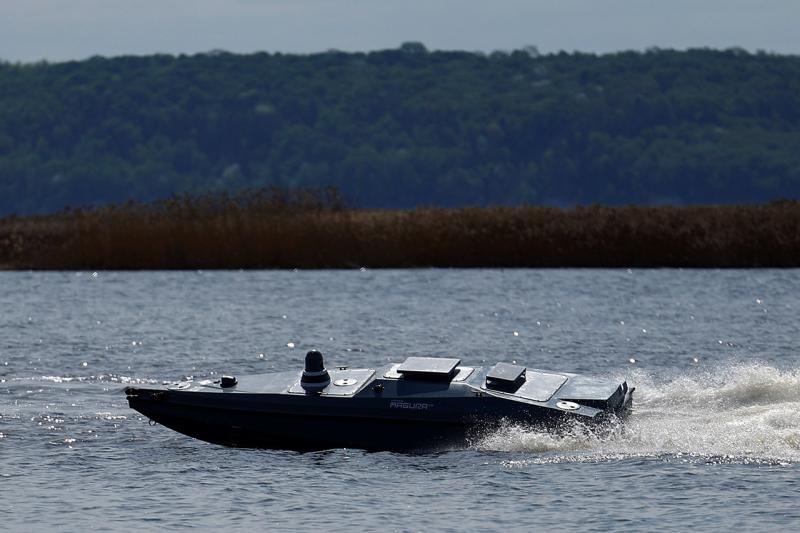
left=1, top=189, right=798, bottom=269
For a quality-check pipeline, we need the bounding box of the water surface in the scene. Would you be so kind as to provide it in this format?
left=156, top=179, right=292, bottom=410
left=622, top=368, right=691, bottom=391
left=2, top=269, right=799, bottom=531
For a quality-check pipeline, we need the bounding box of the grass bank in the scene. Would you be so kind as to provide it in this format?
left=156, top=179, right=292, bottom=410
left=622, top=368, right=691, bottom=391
left=1, top=189, right=798, bottom=269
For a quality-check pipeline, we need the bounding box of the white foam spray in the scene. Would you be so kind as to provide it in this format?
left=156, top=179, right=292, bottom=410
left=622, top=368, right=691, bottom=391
left=476, top=362, right=800, bottom=464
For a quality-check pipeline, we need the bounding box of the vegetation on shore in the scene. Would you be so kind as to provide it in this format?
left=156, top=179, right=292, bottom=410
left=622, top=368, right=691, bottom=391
left=1, top=189, right=798, bottom=269
left=2, top=46, right=800, bottom=215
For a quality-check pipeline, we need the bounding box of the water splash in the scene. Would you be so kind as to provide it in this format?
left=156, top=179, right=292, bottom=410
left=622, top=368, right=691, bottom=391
left=476, top=362, right=800, bottom=464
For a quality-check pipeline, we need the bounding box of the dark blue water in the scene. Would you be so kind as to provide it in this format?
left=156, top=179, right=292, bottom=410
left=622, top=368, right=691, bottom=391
left=2, top=269, right=800, bottom=531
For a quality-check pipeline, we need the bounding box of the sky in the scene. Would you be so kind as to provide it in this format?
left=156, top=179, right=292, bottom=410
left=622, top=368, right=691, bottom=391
left=1, top=0, right=799, bottom=63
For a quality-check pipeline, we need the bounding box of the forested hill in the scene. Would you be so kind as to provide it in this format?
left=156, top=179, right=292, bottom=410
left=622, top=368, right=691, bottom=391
left=1, top=45, right=799, bottom=215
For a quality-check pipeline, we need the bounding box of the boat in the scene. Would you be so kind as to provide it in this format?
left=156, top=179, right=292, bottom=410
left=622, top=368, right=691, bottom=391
left=124, top=350, right=634, bottom=451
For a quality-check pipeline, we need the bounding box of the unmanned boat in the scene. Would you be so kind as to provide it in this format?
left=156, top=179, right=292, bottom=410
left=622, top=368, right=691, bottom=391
left=124, top=350, right=633, bottom=451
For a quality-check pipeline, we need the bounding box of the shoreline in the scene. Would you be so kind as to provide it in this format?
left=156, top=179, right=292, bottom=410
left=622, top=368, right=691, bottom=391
left=2, top=199, right=798, bottom=270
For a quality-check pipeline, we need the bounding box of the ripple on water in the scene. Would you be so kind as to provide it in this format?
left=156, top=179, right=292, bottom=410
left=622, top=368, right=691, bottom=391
left=3, top=269, right=800, bottom=532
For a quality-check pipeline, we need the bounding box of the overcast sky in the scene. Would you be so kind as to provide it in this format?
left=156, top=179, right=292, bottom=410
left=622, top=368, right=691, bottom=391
left=2, top=0, right=799, bottom=63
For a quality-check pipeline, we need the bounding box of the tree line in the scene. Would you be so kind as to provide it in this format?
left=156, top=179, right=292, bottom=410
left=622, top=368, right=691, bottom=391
left=1, top=44, right=799, bottom=215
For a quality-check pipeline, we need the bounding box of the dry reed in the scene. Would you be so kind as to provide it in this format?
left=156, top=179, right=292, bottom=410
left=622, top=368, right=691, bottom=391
left=1, top=189, right=798, bottom=269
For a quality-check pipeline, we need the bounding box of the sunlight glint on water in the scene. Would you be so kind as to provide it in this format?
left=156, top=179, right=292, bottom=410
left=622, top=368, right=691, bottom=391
left=2, top=269, right=800, bottom=531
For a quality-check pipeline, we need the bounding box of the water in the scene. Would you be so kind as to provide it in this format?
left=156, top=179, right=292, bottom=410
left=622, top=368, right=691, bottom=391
left=2, top=269, right=800, bottom=531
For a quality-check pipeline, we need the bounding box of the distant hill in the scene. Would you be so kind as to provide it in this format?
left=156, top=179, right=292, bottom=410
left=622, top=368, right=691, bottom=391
left=1, top=45, right=799, bottom=215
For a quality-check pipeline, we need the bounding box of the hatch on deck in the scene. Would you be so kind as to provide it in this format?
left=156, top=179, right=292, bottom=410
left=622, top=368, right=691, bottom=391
left=396, top=357, right=461, bottom=381
left=485, top=362, right=526, bottom=392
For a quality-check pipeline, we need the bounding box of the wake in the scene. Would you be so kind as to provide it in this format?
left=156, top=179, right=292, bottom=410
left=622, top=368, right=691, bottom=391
left=477, top=362, right=800, bottom=464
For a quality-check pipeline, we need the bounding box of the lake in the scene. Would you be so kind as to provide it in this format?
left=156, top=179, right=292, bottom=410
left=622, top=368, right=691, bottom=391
left=2, top=269, right=799, bottom=531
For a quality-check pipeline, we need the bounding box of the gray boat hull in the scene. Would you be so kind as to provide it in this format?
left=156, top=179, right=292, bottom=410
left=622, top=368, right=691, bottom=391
left=125, top=358, right=633, bottom=451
